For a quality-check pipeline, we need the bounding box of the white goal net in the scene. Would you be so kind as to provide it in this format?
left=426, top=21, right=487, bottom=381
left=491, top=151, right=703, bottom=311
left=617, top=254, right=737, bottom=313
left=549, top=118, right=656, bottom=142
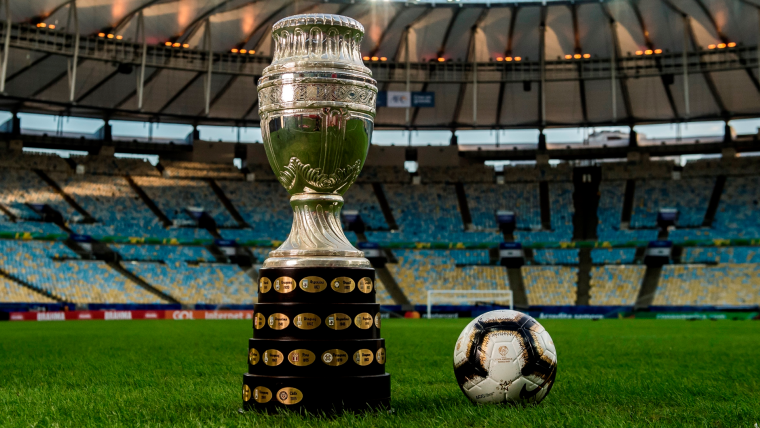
left=426, top=289, right=513, bottom=319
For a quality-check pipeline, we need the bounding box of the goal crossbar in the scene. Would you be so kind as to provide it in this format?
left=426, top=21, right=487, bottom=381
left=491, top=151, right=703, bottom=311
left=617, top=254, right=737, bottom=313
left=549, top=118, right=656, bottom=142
left=426, top=289, right=513, bottom=319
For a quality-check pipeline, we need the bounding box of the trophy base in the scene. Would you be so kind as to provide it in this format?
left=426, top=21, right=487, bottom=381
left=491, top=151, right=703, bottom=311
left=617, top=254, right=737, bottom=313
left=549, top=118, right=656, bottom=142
left=242, top=373, right=391, bottom=414
left=247, top=264, right=389, bottom=414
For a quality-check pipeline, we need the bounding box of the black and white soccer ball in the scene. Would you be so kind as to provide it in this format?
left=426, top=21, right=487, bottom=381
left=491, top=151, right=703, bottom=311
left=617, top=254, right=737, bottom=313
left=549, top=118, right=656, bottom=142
left=453, top=310, right=557, bottom=405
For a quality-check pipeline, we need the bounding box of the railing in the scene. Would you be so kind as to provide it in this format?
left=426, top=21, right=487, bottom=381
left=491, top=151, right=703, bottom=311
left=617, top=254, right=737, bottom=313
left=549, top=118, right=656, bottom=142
left=3, top=23, right=757, bottom=83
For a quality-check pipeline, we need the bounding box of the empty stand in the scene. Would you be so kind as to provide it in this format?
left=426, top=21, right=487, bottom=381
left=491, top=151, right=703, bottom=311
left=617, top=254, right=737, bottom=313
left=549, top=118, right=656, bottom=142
left=0, top=169, right=78, bottom=221
left=124, top=261, right=254, bottom=305
left=216, top=181, right=291, bottom=241
left=343, top=184, right=389, bottom=230
left=521, top=266, right=578, bottom=306
left=630, top=178, right=714, bottom=228
left=387, top=250, right=508, bottom=305
left=588, top=265, right=645, bottom=306
left=132, top=176, right=237, bottom=227
left=161, top=161, right=242, bottom=179
left=654, top=264, right=760, bottom=306
left=0, top=240, right=161, bottom=304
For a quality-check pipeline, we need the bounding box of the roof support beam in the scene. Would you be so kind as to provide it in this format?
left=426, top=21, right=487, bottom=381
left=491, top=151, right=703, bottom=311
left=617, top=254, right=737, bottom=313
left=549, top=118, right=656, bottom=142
left=661, top=0, right=728, bottom=118
left=539, top=6, right=546, bottom=127
left=204, top=19, right=212, bottom=115
left=0, top=0, right=11, bottom=93
left=5, top=53, right=51, bottom=84
left=495, top=6, right=519, bottom=127
left=437, top=7, right=462, bottom=60
left=369, top=4, right=406, bottom=58
left=691, top=0, right=760, bottom=94
left=75, top=68, right=119, bottom=103
left=601, top=3, right=634, bottom=125
left=410, top=6, right=456, bottom=126
left=68, top=0, right=79, bottom=103
left=176, top=0, right=253, bottom=44
left=628, top=0, right=679, bottom=120
left=113, top=0, right=167, bottom=34
left=137, top=10, right=147, bottom=109
left=451, top=8, right=490, bottom=128
left=156, top=72, right=202, bottom=114
left=570, top=4, right=588, bottom=124
left=114, top=66, right=159, bottom=109
left=199, top=74, right=238, bottom=116
left=31, top=59, right=88, bottom=98
left=241, top=98, right=259, bottom=122
left=392, top=8, right=433, bottom=62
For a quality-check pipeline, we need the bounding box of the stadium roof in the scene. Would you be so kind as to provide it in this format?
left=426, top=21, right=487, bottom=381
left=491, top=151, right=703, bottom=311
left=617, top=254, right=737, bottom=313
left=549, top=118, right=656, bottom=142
left=1, top=0, right=759, bottom=129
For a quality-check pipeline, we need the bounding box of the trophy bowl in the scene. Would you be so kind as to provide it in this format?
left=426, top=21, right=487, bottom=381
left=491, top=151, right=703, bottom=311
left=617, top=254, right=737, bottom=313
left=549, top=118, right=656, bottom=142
left=257, top=14, right=378, bottom=266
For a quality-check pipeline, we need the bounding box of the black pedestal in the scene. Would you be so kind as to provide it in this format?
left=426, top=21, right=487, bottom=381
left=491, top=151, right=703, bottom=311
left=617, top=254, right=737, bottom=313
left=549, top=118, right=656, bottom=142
left=242, top=266, right=391, bottom=413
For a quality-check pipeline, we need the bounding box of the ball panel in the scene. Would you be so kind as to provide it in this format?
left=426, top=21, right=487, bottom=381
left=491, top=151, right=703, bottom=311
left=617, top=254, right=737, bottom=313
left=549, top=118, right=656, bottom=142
left=462, top=377, right=505, bottom=404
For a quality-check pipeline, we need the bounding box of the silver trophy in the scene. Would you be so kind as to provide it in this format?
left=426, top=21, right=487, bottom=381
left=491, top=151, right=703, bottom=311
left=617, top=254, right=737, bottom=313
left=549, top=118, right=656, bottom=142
left=245, top=14, right=389, bottom=413
left=257, top=14, right=377, bottom=269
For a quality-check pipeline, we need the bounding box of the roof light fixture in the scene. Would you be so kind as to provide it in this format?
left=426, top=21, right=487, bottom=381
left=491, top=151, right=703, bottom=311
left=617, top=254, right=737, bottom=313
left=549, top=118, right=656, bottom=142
left=49, top=24, right=55, bottom=29
left=635, top=50, right=643, bottom=55
left=574, top=53, right=581, bottom=59
left=99, top=33, right=106, bottom=37
left=727, top=42, right=736, bottom=48
left=437, top=57, right=445, bottom=62
left=182, top=43, right=189, bottom=48
left=240, top=49, right=247, bottom=53
left=231, top=48, right=239, bottom=53
left=496, top=57, right=503, bottom=61
left=514, top=57, right=521, bottom=61
left=564, top=54, right=572, bottom=59
left=717, top=43, right=726, bottom=49
left=708, top=44, right=716, bottom=49
left=107, top=34, right=114, bottom=39
left=116, top=35, right=123, bottom=40
left=249, top=50, right=255, bottom=54
left=36, top=23, right=46, bottom=28
left=505, top=56, right=513, bottom=62
left=583, top=53, right=590, bottom=59
left=363, top=56, right=370, bottom=61
left=645, top=49, right=653, bottom=55
left=371, top=56, right=379, bottom=61
left=172, top=42, right=180, bottom=47
left=654, top=49, right=662, bottom=54
left=380, top=57, right=387, bottom=61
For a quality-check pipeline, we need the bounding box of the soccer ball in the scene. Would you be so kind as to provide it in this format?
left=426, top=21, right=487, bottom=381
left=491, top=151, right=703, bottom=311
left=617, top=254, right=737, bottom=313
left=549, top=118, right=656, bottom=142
left=453, top=310, right=557, bottom=405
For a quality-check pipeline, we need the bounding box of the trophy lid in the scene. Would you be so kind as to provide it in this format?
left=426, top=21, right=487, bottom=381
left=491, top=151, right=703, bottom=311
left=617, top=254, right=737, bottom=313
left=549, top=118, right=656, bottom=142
left=272, top=14, right=364, bottom=33
left=264, top=13, right=370, bottom=76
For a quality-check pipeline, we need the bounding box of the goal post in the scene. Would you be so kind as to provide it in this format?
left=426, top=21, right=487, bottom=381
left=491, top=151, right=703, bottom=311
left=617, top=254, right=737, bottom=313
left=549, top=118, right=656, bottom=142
left=426, top=289, right=513, bottom=319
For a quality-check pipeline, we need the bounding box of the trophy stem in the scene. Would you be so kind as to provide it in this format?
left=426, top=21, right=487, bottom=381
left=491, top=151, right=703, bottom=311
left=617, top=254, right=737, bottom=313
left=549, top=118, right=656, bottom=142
left=268, top=193, right=364, bottom=259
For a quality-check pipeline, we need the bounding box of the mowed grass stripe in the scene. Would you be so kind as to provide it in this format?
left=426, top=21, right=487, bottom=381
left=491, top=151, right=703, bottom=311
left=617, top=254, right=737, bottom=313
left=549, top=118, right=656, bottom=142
left=0, top=319, right=758, bottom=427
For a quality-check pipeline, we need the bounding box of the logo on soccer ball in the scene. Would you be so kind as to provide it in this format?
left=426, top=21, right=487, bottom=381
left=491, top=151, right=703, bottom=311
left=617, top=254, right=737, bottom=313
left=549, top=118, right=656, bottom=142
left=279, top=391, right=288, bottom=401
left=333, top=281, right=339, bottom=289
left=323, top=353, right=333, bottom=363
left=499, top=346, right=508, bottom=356
left=301, top=279, right=308, bottom=289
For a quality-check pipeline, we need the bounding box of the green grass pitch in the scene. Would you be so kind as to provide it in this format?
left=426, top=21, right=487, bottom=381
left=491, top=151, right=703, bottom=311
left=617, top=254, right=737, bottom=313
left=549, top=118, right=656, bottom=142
left=1, top=318, right=759, bottom=427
